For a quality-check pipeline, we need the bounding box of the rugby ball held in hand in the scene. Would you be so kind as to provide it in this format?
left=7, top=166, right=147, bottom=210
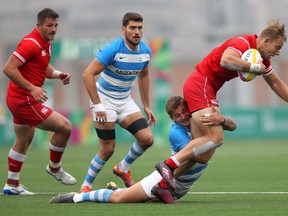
left=238, top=48, right=261, bottom=82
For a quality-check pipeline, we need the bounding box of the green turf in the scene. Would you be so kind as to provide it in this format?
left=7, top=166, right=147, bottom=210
left=0, top=139, right=288, bottom=216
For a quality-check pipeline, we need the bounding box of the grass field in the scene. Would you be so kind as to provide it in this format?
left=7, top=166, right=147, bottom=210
left=0, top=139, right=288, bottom=216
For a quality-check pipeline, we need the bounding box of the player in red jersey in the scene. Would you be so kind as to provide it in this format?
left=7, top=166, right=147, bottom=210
left=153, top=19, right=288, bottom=201
left=2, top=8, right=76, bottom=195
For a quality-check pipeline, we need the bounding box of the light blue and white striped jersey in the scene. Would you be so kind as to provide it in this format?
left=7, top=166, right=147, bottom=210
left=96, top=37, right=151, bottom=100
left=169, top=122, right=208, bottom=184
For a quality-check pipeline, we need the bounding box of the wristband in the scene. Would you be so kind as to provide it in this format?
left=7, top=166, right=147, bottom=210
left=52, top=70, right=62, bottom=78
left=249, top=63, right=261, bottom=73
left=91, top=103, right=105, bottom=112
left=221, top=116, right=227, bottom=126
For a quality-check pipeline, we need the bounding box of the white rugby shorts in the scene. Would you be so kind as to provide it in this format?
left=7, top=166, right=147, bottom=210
left=90, top=93, right=140, bottom=123
left=140, top=170, right=194, bottom=199
left=140, top=170, right=162, bottom=198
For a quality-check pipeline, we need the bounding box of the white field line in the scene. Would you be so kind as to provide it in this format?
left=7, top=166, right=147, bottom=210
left=1, top=191, right=288, bottom=195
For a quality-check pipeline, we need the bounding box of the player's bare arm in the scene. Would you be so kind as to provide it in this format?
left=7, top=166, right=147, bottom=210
left=3, top=55, right=48, bottom=103
left=137, top=66, right=156, bottom=126
left=200, top=107, right=237, bottom=131
left=220, top=48, right=265, bottom=74
left=46, top=64, right=71, bottom=85
left=83, top=59, right=107, bottom=124
left=263, top=70, right=288, bottom=102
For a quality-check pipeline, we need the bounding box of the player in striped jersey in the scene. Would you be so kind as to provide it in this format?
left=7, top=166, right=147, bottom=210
left=80, top=12, right=156, bottom=192
left=50, top=96, right=236, bottom=204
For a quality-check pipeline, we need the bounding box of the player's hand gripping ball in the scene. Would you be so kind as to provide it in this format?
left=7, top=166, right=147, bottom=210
left=238, top=49, right=262, bottom=82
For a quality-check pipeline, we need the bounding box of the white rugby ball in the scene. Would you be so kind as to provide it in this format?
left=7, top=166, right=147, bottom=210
left=238, top=49, right=261, bottom=82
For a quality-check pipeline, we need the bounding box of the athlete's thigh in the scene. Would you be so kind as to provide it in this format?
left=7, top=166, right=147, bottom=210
left=119, top=111, right=145, bottom=128
left=94, top=121, right=116, bottom=130
left=190, top=108, right=211, bottom=137
left=120, top=111, right=152, bottom=141
left=37, top=111, right=71, bottom=132
left=110, top=183, right=150, bottom=203
left=117, top=96, right=141, bottom=124
left=191, top=107, right=222, bottom=137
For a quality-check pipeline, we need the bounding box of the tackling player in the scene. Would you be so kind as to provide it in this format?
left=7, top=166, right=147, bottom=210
left=50, top=96, right=236, bottom=204
left=2, top=8, right=76, bottom=195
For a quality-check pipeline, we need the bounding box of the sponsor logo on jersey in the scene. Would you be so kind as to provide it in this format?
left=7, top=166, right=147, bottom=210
left=41, top=50, right=46, bottom=56
left=211, top=99, right=218, bottom=105
left=41, top=107, right=49, bottom=115
left=115, top=69, right=139, bottom=76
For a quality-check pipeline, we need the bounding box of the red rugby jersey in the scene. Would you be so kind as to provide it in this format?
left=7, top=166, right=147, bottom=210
left=195, top=34, right=271, bottom=91
left=7, top=28, right=51, bottom=98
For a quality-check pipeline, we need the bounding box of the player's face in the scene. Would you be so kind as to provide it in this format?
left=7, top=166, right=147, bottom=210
left=37, top=18, right=59, bottom=42
left=123, top=21, right=143, bottom=48
left=171, top=103, right=191, bottom=127
left=260, top=37, right=285, bottom=59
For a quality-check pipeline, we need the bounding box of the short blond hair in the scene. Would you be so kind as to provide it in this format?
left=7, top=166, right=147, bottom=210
left=259, top=19, right=287, bottom=42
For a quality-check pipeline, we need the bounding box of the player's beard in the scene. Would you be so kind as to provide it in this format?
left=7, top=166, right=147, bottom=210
left=125, top=36, right=140, bottom=46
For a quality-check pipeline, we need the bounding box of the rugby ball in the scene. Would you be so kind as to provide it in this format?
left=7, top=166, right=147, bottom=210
left=238, top=49, right=261, bottom=82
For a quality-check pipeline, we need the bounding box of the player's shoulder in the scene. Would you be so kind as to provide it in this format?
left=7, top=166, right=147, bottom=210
left=19, top=29, right=47, bottom=49
left=139, top=40, right=151, bottom=53
left=231, top=34, right=256, bottom=46
left=20, top=37, right=42, bottom=49
left=100, top=38, right=124, bottom=53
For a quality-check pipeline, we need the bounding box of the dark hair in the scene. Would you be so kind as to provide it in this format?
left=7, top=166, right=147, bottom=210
left=165, top=96, right=187, bottom=118
left=260, top=19, right=287, bottom=42
left=122, top=12, right=143, bottom=27
left=37, top=8, right=59, bottom=24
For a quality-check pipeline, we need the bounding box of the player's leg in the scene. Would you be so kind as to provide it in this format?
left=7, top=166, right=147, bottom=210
left=3, top=124, right=35, bottom=195
left=51, top=172, right=157, bottom=203
left=80, top=121, right=116, bottom=192
left=174, top=107, right=224, bottom=163
left=110, top=170, right=163, bottom=203
left=37, top=111, right=76, bottom=185
left=51, top=182, right=150, bottom=204
left=109, top=182, right=150, bottom=203
left=156, top=107, right=224, bottom=190
left=114, top=111, right=153, bottom=187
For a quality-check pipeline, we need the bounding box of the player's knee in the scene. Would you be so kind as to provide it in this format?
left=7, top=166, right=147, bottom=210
left=57, top=120, right=72, bottom=137
left=143, top=132, right=154, bottom=145
left=196, top=154, right=211, bottom=164
left=193, top=140, right=218, bottom=157
left=138, top=132, right=154, bottom=149
left=213, top=134, right=224, bottom=146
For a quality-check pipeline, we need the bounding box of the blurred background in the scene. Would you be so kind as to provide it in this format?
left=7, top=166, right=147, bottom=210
left=1, top=0, right=288, bottom=147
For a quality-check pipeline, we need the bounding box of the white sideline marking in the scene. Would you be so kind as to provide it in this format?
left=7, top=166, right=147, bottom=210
left=1, top=191, right=288, bottom=195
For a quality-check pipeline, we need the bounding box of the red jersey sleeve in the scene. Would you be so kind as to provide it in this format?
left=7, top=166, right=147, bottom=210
left=13, top=38, right=41, bottom=63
